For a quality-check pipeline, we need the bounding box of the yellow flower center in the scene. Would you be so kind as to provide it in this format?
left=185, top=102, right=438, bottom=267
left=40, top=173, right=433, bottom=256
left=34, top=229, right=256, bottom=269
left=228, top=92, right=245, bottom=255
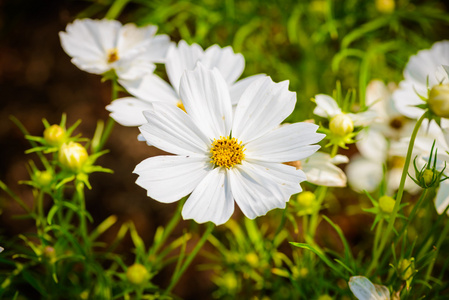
left=176, top=101, right=186, bottom=113
left=210, top=136, right=245, bottom=168
left=107, top=48, right=119, bottom=63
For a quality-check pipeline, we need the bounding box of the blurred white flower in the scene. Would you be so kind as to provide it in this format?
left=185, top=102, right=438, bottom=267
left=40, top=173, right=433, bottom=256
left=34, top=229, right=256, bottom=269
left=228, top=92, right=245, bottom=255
left=60, top=19, right=170, bottom=80
left=393, top=40, right=449, bottom=125
left=299, top=152, right=348, bottom=187
left=133, top=63, right=324, bottom=225
left=0, top=246, right=3, bottom=253
left=349, top=276, right=390, bottom=300
left=107, top=40, right=264, bottom=127
left=347, top=80, right=419, bottom=194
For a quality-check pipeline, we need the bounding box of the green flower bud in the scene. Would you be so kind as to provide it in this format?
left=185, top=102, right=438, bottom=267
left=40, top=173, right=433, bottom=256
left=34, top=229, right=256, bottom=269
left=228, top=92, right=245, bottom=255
left=379, top=195, right=395, bottom=214
left=44, top=125, right=66, bottom=146
left=330, top=114, right=354, bottom=136
left=245, top=252, right=259, bottom=268
left=126, top=263, right=149, bottom=285
left=317, top=295, right=333, bottom=300
left=297, top=191, right=315, bottom=209
left=59, top=142, right=88, bottom=172
left=428, top=84, right=449, bottom=118
left=399, top=258, right=414, bottom=280
left=376, top=0, right=395, bottom=14
left=422, top=169, right=435, bottom=186
left=35, top=170, right=53, bottom=187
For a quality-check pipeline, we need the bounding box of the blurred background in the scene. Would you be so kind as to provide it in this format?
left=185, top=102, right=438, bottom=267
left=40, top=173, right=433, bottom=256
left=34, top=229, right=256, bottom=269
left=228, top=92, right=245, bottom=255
left=1, top=0, right=448, bottom=298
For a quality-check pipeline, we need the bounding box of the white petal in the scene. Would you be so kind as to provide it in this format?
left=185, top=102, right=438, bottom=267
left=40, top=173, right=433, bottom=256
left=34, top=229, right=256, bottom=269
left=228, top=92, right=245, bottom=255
left=302, top=153, right=347, bottom=187
left=229, top=74, right=266, bottom=105
left=106, top=97, right=152, bottom=127
left=119, top=73, right=179, bottom=104
left=349, top=110, right=378, bottom=127
left=349, top=276, right=389, bottom=300
left=139, top=102, right=210, bottom=155
left=346, top=155, right=383, bottom=193
left=117, top=23, right=157, bottom=56
left=232, top=77, right=296, bottom=143
left=182, top=168, right=234, bottom=225
left=245, top=122, right=324, bottom=162
left=115, top=58, right=156, bottom=81
left=166, top=40, right=204, bottom=94
left=179, top=63, right=233, bottom=138
left=356, top=129, right=388, bottom=162
left=202, top=45, right=245, bottom=85
left=435, top=180, right=449, bottom=215
left=246, top=160, right=306, bottom=196
left=144, top=35, right=172, bottom=63
left=228, top=161, right=292, bottom=219
left=313, top=94, right=341, bottom=118
left=134, top=155, right=212, bottom=203
left=392, top=80, right=426, bottom=119
left=331, top=154, right=349, bottom=164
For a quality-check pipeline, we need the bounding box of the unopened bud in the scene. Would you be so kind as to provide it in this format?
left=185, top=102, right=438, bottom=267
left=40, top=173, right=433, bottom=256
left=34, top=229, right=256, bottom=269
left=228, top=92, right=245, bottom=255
left=379, top=195, right=395, bottom=214
left=59, top=142, right=88, bottom=172
left=376, top=0, right=395, bottom=14
left=35, top=170, right=53, bottom=187
left=330, top=114, right=354, bottom=136
left=126, top=263, right=149, bottom=285
left=245, top=252, right=259, bottom=268
left=423, top=169, right=435, bottom=186
left=297, top=191, right=316, bottom=209
left=428, top=84, right=449, bottom=118
left=399, top=258, right=414, bottom=280
left=44, top=125, right=66, bottom=146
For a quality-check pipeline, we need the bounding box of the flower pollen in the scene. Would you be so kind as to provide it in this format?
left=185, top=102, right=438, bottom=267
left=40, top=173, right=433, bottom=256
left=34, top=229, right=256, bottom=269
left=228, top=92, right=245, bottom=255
left=107, top=48, right=119, bottom=63
left=176, top=101, right=186, bottom=113
left=210, top=136, right=245, bottom=169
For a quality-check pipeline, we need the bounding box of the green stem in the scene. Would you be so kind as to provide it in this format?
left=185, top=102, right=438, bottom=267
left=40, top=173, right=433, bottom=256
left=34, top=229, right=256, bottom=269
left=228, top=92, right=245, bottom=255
left=76, top=181, right=89, bottom=250
left=425, top=217, right=449, bottom=281
left=367, top=112, right=427, bottom=275
left=104, top=0, right=131, bottom=19
left=330, top=144, right=339, bottom=158
left=373, top=218, right=383, bottom=256
left=96, top=79, right=118, bottom=152
left=164, top=223, right=215, bottom=295
left=308, top=186, right=328, bottom=238
left=36, top=190, right=46, bottom=238
left=149, top=199, right=184, bottom=256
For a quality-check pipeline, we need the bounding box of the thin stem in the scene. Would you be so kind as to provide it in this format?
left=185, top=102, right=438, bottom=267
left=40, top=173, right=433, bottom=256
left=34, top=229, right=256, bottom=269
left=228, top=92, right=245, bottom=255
left=76, top=181, right=90, bottom=251
left=367, top=112, right=427, bottom=275
left=373, top=218, right=383, bottom=256
left=164, top=222, right=215, bottom=295
left=425, top=217, right=449, bottom=281
left=308, top=186, right=328, bottom=238
left=96, top=79, right=118, bottom=152
left=105, top=0, right=131, bottom=20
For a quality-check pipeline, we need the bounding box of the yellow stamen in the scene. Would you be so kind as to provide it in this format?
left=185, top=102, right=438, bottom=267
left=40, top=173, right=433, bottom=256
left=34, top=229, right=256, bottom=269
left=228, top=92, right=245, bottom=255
left=107, top=48, right=119, bottom=63
left=177, top=101, right=186, bottom=113
left=210, top=136, right=245, bottom=168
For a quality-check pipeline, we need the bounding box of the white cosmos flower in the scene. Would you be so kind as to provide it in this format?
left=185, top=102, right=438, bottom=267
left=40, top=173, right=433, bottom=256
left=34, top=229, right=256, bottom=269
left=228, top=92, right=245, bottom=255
left=133, top=63, right=324, bottom=225
left=393, top=40, right=449, bottom=124
left=299, top=152, right=348, bottom=187
left=349, top=276, right=390, bottom=300
left=60, top=19, right=171, bottom=80
left=107, top=40, right=265, bottom=127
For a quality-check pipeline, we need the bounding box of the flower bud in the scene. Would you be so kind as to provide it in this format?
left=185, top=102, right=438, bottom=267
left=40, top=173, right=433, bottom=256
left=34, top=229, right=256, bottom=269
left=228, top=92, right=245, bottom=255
left=35, top=170, right=53, bottom=187
left=317, top=295, right=333, bottom=300
left=376, top=0, right=395, bottom=14
left=379, top=195, right=395, bottom=214
left=422, top=169, right=435, bottom=186
left=399, top=258, right=414, bottom=280
left=126, top=263, right=149, bottom=285
left=44, top=125, right=66, bottom=146
left=59, top=142, right=88, bottom=172
left=297, top=191, right=315, bottom=209
left=428, top=84, right=449, bottom=118
left=245, top=252, right=259, bottom=268
left=330, top=114, right=354, bottom=136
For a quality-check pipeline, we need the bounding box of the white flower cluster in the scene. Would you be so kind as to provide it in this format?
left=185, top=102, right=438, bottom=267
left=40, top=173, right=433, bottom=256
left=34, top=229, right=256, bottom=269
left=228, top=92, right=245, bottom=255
left=60, top=19, right=325, bottom=225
